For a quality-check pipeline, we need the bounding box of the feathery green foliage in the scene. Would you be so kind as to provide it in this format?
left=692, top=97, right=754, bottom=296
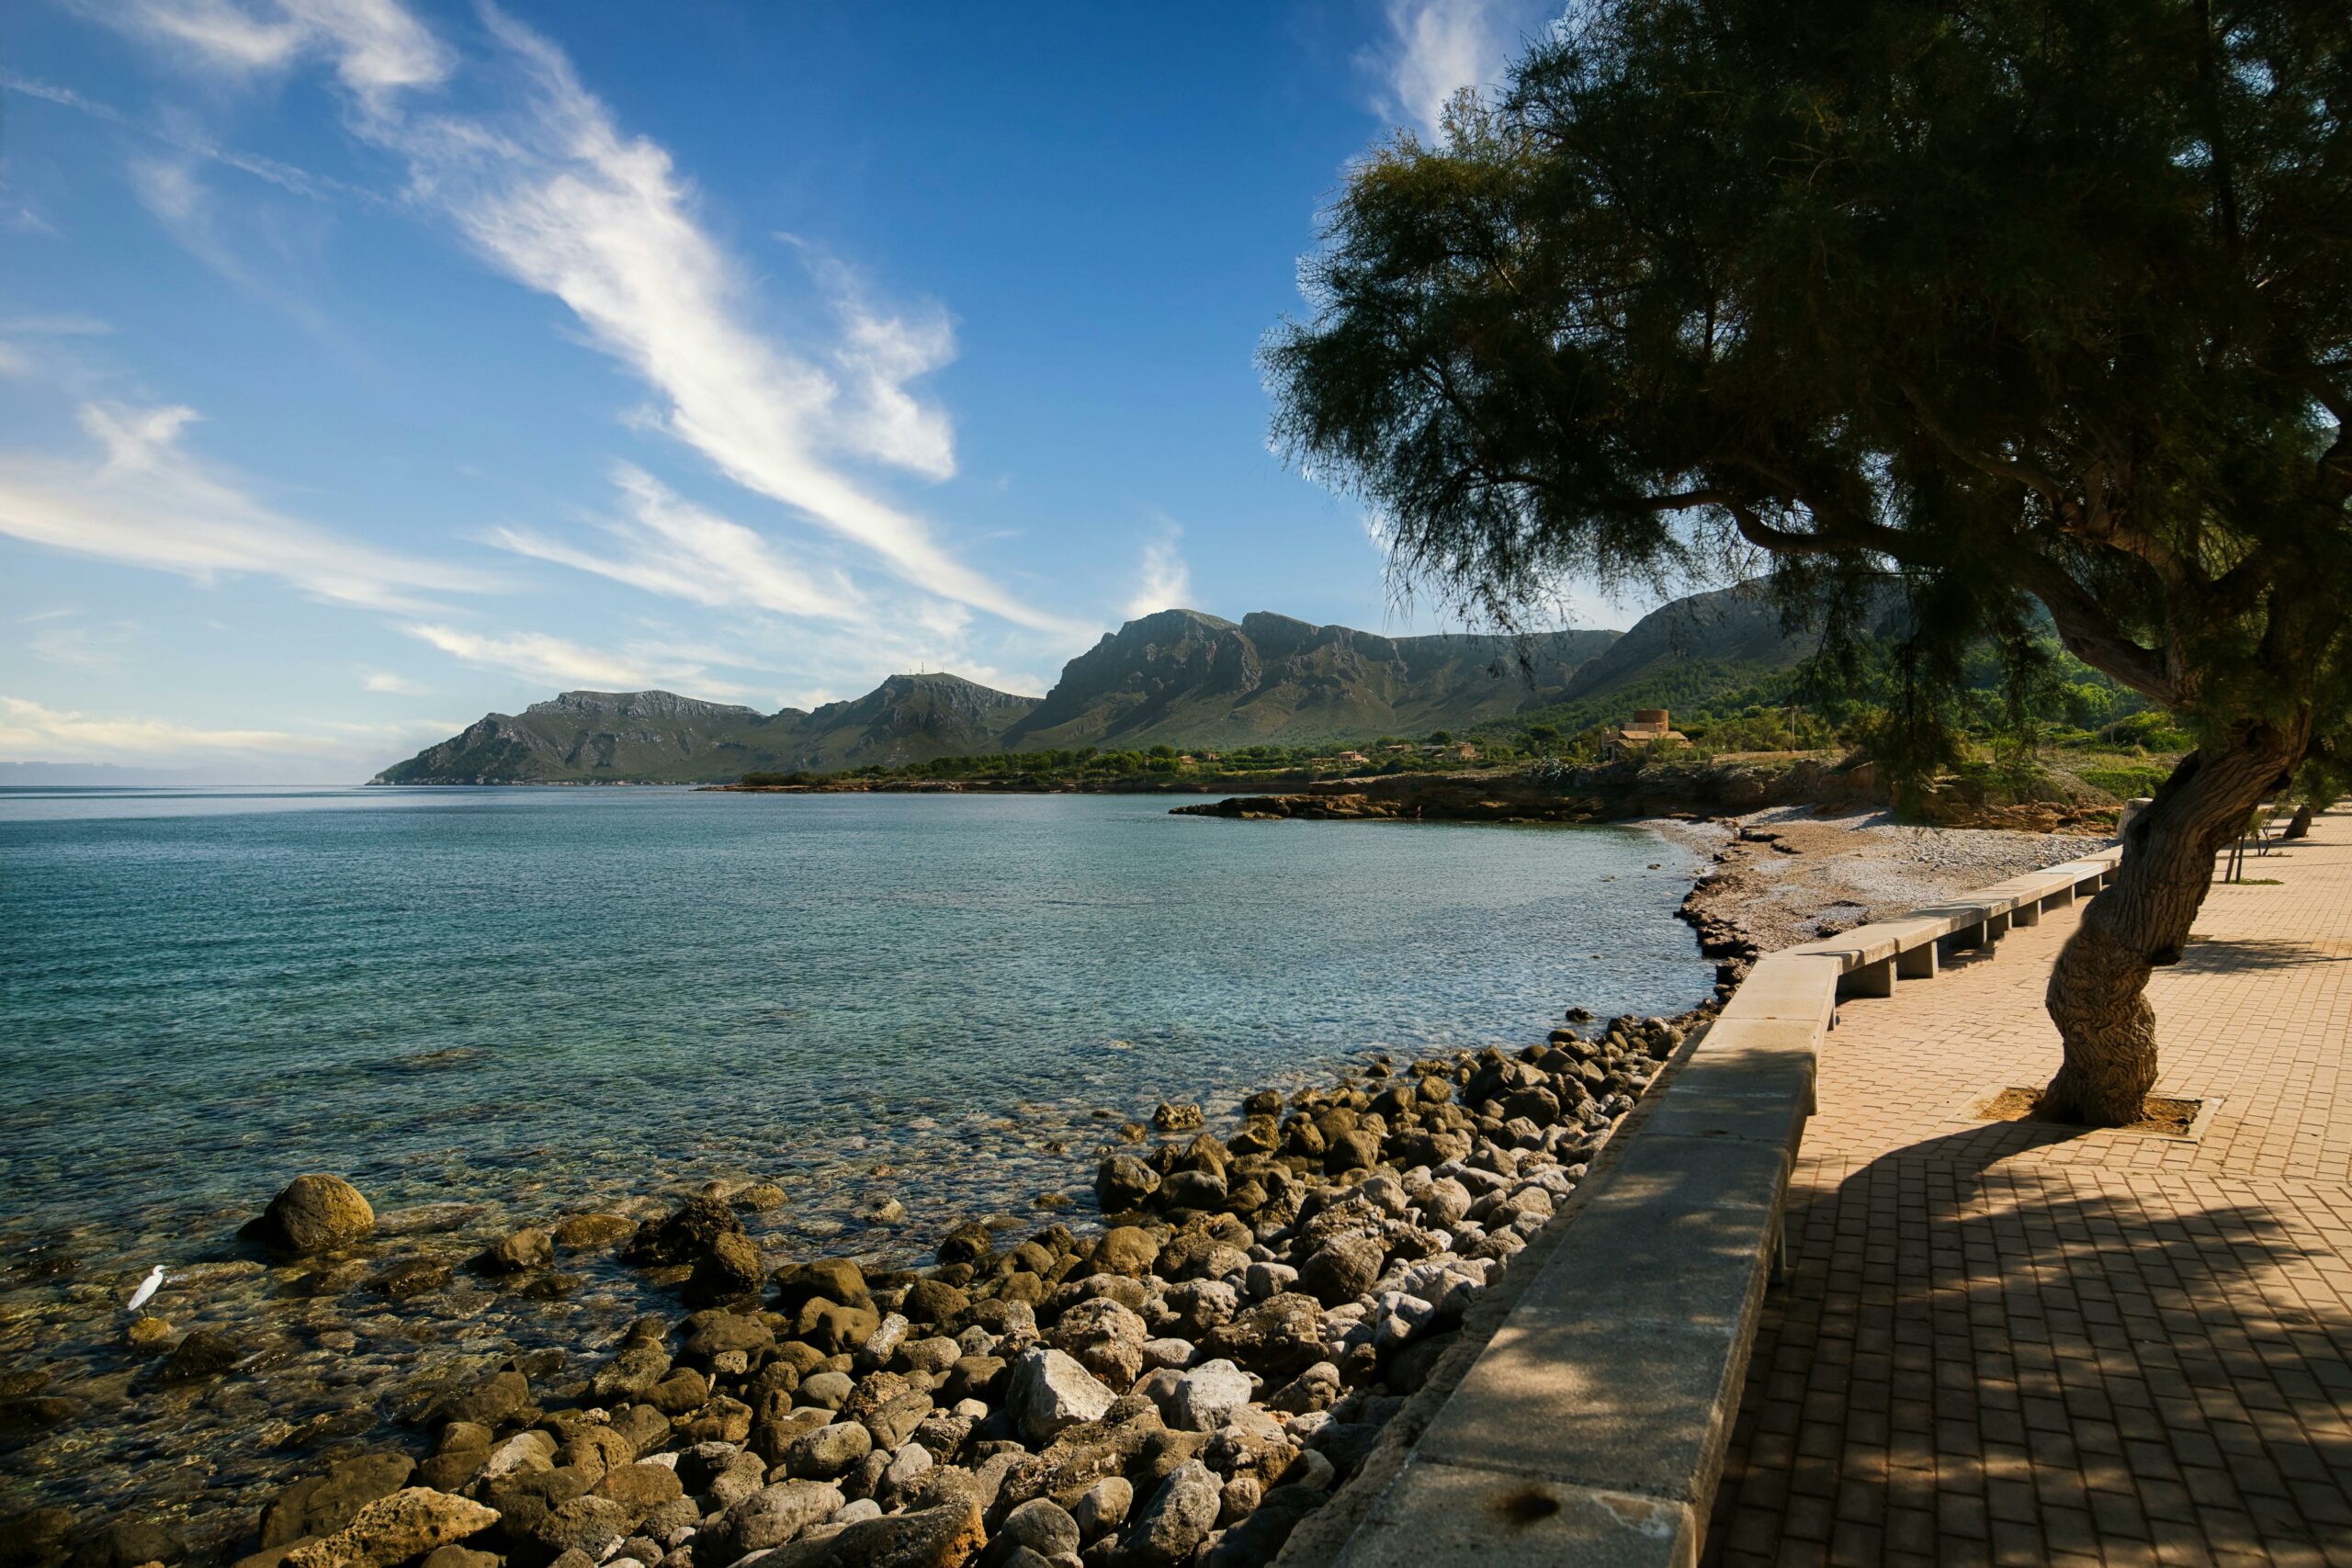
left=1265, top=0, right=2351, bottom=764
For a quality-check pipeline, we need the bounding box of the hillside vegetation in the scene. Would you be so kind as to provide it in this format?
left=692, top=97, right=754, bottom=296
left=375, top=581, right=2170, bottom=802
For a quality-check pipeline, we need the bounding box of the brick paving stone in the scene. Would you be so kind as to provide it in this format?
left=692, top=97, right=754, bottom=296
left=1702, top=813, right=2352, bottom=1563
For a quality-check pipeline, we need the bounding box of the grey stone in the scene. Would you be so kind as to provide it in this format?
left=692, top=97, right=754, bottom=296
left=1266, top=1362, right=1340, bottom=1416
left=1072, top=1474, right=1132, bottom=1540
left=782, top=1421, right=873, bottom=1480
left=1242, top=1261, right=1296, bottom=1301
left=1298, top=1236, right=1384, bottom=1308
left=1006, top=1348, right=1114, bottom=1446
left=694, top=1480, right=842, bottom=1562
left=1124, top=1461, right=1219, bottom=1565
left=999, top=1496, right=1080, bottom=1559
left=1168, top=1360, right=1252, bottom=1433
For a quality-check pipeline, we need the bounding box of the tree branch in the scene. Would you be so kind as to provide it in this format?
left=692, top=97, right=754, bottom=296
left=1623, top=483, right=2181, bottom=705
left=1896, top=378, right=2065, bottom=502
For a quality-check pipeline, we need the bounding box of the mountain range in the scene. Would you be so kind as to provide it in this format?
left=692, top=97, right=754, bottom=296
left=371, top=584, right=1821, bottom=784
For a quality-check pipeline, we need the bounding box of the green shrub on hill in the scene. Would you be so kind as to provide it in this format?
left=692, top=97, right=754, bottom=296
left=2076, top=766, right=2175, bottom=802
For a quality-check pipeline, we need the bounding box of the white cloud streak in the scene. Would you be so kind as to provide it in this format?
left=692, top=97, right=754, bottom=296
left=399, top=9, right=1064, bottom=627
left=3, top=69, right=378, bottom=204
left=1373, top=0, right=1556, bottom=139
left=0, top=402, right=495, bottom=611
left=100, top=0, right=451, bottom=109
left=91, top=0, right=1076, bottom=637
left=486, top=465, right=858, bottom=622
left=399, top=622, right=756, bottom=699
left=0, top=694, right=312, bottom=756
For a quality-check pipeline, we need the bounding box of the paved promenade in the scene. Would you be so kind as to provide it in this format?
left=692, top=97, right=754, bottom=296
left=1703, top=814, right=2352, bottom=1567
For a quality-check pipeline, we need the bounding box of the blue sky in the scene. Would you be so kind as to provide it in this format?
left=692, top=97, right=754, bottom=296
left=0, top=0, right=1593, bottom=781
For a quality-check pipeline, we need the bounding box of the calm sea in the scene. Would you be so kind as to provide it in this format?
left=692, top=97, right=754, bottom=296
left=0, top=785, right=1711, bottom=1539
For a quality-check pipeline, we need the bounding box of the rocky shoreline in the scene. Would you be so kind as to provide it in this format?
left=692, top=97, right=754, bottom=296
left=6, top=1010, right=1695, bottom=1568
left=712, top=757, right=1880, bottom=822
left=1660, top=805, right=2111, bottom=991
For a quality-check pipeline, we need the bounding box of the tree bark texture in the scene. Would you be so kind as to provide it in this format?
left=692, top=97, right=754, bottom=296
left=2041, top=719, right=2307, bottom=1125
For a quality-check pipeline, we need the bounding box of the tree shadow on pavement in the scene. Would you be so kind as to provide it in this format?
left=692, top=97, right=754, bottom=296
left=1701, top=1120, right=2352, bottom=1564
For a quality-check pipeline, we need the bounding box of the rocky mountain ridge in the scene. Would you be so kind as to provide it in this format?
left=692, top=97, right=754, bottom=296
left=372, top=588, right=1812, bottom=784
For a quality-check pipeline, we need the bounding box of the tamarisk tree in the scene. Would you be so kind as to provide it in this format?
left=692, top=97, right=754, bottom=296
left=1266, top=0, right=2352, bottom=1124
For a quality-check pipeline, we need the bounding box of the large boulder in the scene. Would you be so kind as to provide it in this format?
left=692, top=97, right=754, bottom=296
left=998, top=1497, right=1080, bottom=1560
left=1072, top=1475, right=1134, bottom=1540
left=281, top=1489, right=497, bottom=1568
left=68, top=1519, right=184, bottom=1568
left=1297, top=1236, right=1384, bottom=1308
left=1167, top=1360, right=1252, bottom=1433
left=1005, top=1349, right=1114, bottom=1446
left=473, top=1229, right=553, bottom=1276
left=259, top=1453, right=416, bottom=1547
left=588, top=1461, right=682, bottom=1513
left=157, top=1329, right=243, bottom=1385
left=681, top=1231, right=763, bottom=1307
left=899, top=1278, right=969, bottom=1326
left=793, top=1298, right=882, bottom=1354
left=782, top=1422, right=873, bottom=1481
left=815, top=1495, right=986, bottom=1568
left=694, top=1481, right=842, bottom=1562
left=550, top=1213, right=633, bottom=1252
left=1198, top=1294, right=1325, bottom=1381
left=1124, top=1461, right=1220, bottom=1566
left=1159, top=1168, right=1227, bottom=1210
left=1094, top=1156, right=1159, bottom=1213
left=1094, top=1227, right=1159, bottom=1279
left=244, top=1175, right=375, bottom=1257
left=771, top=1258, right=872, bottom=1313
left=1046, top=1298, right=1148, bottom=1389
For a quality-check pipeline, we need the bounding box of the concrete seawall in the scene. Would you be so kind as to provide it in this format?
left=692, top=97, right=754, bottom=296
left=1294, top=842, right=2126, bottom=1566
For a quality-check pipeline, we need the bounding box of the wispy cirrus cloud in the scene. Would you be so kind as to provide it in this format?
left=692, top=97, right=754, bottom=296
left=0, top=693, right=311, bottom=756
left=2, top=69, right=380, bottom=205
left=0, top=402, right=496, bottom=611
left=486, top=465, right=859, bottom=623
left=0, top=694, right=463, bottom=778
left=0, top=313, right=111, bottom=336
left=398, top=622, right=758, bottom=700
left=95, top=0, right=451, bottom=109
left=27, top=612, right=142, bottom=671
left=88, top=0, right=1081, bottom=640
left=1369, top=0, right=1557, bottom=139
left=395, top=9, right=1067, bottom=630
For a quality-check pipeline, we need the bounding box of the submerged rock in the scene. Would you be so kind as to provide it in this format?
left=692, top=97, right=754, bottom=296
left=157, top=1328, right=243, bottom=1385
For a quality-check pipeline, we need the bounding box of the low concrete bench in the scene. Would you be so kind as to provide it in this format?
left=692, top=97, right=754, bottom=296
left=1328, top=841, right=2120, bottom=1566
left=1784, top=848, right=2122, bottom=998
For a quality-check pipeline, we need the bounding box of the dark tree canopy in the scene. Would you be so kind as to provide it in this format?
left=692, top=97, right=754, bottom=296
left=1268, top=0, right=2352, bottom=1125
left=1267, top=0, right=2351, bottom=738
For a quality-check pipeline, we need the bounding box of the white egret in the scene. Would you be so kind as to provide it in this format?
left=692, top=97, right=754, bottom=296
left=127, top=1265, right=164, bottom=1313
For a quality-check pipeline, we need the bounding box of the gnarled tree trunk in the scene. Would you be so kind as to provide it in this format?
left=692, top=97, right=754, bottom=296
left=2041, top=718, right=2308, bottom=1125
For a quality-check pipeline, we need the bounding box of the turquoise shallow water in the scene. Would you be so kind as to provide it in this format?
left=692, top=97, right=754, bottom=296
left=0, top=785, right=1710, bottom=1243
left=0, top=784, right=1711, bottom=1541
